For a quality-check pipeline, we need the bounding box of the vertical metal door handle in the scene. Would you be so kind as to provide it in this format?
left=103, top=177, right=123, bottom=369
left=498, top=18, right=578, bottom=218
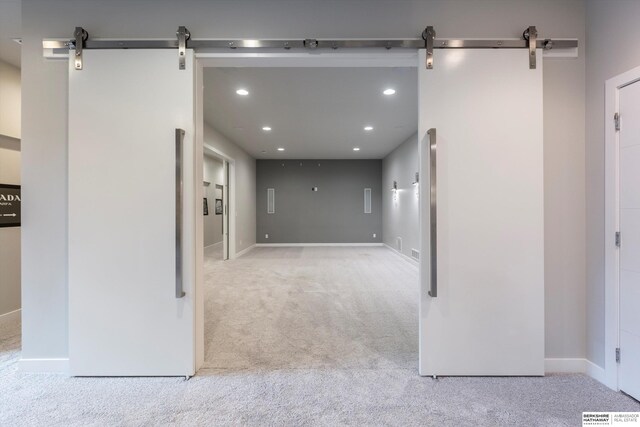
left=175, top=129, right=186, bottom=298
left=428, top=128, right=437, bottom=297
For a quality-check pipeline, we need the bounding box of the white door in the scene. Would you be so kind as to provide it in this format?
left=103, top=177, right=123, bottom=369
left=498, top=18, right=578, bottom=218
left=68, top=50, right=196, bottom=376
left=618, top=80, right=640, bottom=400
left=419, top=49, right=544, bottom=376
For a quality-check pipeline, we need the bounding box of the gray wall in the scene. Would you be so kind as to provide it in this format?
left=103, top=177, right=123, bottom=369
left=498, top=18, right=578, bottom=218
left=203, top=155, right=224, bottom=247
left=203, top=122, right=256, bottom=254
left=382, top=133, right=419, bottom=260
left=257, top=160, right=382, bottom=244
left=585, top=0, right=640, bottom=368
left=21, top=0, right=586, bottom=364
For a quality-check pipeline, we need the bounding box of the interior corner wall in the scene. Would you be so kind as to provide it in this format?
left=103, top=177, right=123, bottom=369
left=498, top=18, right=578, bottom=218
left=256, top=160, right=382, bottom=244
left=382, top=133, right=418, bottom=260
left=585, top=0, right=640, bottom=368
left=203, top=122, right=256, bottom=254
left=202, top=155, right=224, bottom=247
left=22, top=0, right=585, bottom=364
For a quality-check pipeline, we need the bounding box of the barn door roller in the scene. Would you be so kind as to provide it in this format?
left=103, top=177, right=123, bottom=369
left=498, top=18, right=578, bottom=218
left=49, top=25, right=575, bottom=71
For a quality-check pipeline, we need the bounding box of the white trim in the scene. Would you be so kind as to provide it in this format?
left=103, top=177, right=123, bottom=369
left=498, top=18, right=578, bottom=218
left=587, top=360, right=607, bottom=384
left=384, top=244, right=419, bottom=268
left=604, top=64, right=640, bottom=391
left=204, top=241, right=223, bottom=250
left=19, top=358, right=69, bottom=374
left=256, top=243, right=383, bottom=247
left=544, top=358, right=589, bottom=374
left=544, top=358, right=607, bottom=383
left=235, top=243, right=256, bottom=258
left=0, top=308, right=21, bottom=325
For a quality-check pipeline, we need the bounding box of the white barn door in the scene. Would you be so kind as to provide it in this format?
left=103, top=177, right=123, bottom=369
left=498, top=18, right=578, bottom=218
left=68, top=50, right=196, bottom=376
left=419, top=49, right=544, bottom=376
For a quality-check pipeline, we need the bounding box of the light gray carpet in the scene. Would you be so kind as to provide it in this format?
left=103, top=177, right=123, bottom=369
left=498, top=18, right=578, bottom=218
left=1, top=246, right=639, bottom=426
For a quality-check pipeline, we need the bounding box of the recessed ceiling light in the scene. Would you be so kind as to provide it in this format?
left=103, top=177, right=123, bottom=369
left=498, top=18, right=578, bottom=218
left=236, top=89, right=249, bottom=96
left=353, top=147, right=360, bottom=151
left=277, top=147, right=285, bottom=151
left=262, top=126, right=272, bottom=131
left=383, top=88, right=396, bottom=95
left=364, top=126, right=373, bottom=131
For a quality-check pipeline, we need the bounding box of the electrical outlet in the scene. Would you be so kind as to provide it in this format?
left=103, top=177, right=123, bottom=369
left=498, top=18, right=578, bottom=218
left=373, top=233, right=376, bottom=238
left=265, top=234, right=269, bottom=239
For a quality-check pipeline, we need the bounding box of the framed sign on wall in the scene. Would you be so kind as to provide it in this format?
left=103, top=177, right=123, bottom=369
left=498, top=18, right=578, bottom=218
left=0, top=184, right=21, bottom=227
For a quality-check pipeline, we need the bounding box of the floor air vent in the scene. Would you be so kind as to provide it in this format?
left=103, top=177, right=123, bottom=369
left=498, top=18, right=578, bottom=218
left=411, top=249, right=420, bottom=260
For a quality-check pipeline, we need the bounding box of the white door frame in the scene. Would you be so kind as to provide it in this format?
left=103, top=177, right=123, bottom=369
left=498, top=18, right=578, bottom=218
left=604, top=64, right=640, bottom=390
left=203, top=146, right=236, bottom=260
left=193, top=50, right=420, bottom=371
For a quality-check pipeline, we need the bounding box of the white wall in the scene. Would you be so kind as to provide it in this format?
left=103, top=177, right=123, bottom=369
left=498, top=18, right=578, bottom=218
left=203, top=122, right=256, bottom=254
left=382, top=133, right=419, bottom=261
left=0, top=60, right=21, bottom=317
left=21, top=0, right=586, bottom=364
left=203, top=154, right=224, bottom=247
left=584, top=0, right=640, bottom=368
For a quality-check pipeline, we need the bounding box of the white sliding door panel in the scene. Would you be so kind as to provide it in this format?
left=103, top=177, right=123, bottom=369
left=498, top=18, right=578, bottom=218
left=68, top=50, right=195, bottom=376
left=419, top=49, right=544, bottom=376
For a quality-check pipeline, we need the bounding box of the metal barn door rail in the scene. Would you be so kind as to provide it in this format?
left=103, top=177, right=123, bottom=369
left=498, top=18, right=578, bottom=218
left=43, top=25, right=577, bottom=70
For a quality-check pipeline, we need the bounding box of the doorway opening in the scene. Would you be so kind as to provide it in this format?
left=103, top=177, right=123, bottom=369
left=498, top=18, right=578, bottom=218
left=197, top=63, right=419, bottom=372
left=202, top=150, right=229, bottom=263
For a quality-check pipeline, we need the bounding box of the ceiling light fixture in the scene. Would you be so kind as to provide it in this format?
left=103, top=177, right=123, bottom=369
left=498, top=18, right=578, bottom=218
left=236, top=89, right=249, bottom=96
left=262, top=126, right=272, bottom=131
left=364, top=126, right=373, bottom=131
left=353, top=147, right=360, bottom=151
left=277, top=147, right=285, bottom=151
left=383, top=88, right=396, bottom=95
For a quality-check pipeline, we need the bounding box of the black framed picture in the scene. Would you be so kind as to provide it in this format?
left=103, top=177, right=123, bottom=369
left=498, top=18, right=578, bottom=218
left=203, top=198, right=209, bottom=216
left=0, top=184, right=21, bottom=228
left=215, top=198, right=223, bottom=215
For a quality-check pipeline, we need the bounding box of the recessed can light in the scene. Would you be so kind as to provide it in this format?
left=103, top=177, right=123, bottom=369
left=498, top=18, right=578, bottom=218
left=383, top=88, right=396, bottom=95
left=236, top=89, right=249, bottom=96
left=353, top=147, right=360, bottom=151
left=277, top=147, right=285, bottom=151
left=262, top=126, right=272, bottom=131
left=364, top=126, right=373, bottom=131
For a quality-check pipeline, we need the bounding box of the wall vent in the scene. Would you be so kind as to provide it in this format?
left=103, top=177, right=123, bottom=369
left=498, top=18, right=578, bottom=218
left=397, top=237, right=402, bottom=252
left=411, top=249, right=420, bottom=260
left=364, top=188, right=372, bottom=214
left=267, top=188, right=275, bottom=214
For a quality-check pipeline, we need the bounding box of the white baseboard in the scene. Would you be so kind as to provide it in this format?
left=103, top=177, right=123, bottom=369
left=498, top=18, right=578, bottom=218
left=19, top=358, right=69, bottom=374
left=544, top=358, right=607, bottom=384
left=204, top=241, right=223, bottom=250
left=585, top=359, right=607, bottom=384
left=545, top=358, right=587, bottom=374
left=235, top=243, right=256, bottom=258
left=383, top=244, right=419, bottom=268
left=255, top=243, right=384, bottom=247
left=0, top=308, right=21, bottom=325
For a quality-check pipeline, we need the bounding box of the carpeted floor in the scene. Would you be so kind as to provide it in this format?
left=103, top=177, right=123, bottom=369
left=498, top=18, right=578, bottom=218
left=1, top=246, right=639, bottom=426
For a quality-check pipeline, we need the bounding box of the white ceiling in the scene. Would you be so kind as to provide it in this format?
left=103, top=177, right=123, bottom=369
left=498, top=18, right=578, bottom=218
left=0, top=0, right=21, bottom=67
left=203, top=67, right=417, bottom=159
